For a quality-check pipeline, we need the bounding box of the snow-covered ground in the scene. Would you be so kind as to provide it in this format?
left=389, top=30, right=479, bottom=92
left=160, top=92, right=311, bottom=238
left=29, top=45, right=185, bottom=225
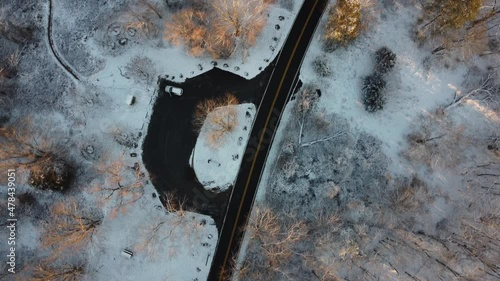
left=0, top=0, right=305, bottom=280
left=85, top=1, right=302, bottom=83
left=1, top=183, right=218, bottom=281
left=88, top=197, right=217, bottom=281
left=237, top=1, right=499, bottom=280
left=191, top=104, right=256, bottom=192
left=253, top=0, right=493, bottom=216
left=300, top=6, right=468, bottom=174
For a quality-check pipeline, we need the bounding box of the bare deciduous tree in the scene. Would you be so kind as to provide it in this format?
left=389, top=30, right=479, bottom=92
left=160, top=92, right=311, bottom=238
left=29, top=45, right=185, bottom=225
left=93, top=156, right=146, bottom=217
left=164, top=8, right=208, bottom=56
left=404, top=112, right=468, bottom=169
left=0, top=77, right=15, bottom=107
left=43, top=200, right=101, bottom=260
left=0, top=119, right=53, bottom=170
left=433, top=21, right=491, bottom=59
left=117, top=0, right=162, bottom=39
left=0, top=117, right=73, bottom=190
left=240, top=206, right=308, bottom=280
left=124, top=55, right=156, bottom=84
left=390, top=176, right=429, bottom=212
left=296, top=88, right=316, bottom=145
left=0, top=51, right=21, bottom=107
left=161, top=191, right=189, bottom=215
left=31, top=263, right=84, bottom=281
left=193, top=93, right=239, bottom=148
left=164, top=0, right=271, bottom=59
left=295, top=88, right=345, bottom=148
left=0, top=50, right=20, bottom=79
left=442, top=72, right=497, bottom=112
left=135, top=194, right=201, bottom=260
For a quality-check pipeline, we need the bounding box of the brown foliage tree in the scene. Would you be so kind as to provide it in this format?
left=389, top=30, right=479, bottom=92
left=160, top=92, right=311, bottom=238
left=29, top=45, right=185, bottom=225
left=417, top=0, right=500, bottom=60
left=324, top=0, right=362, bottom=46
left=164, top=0, right=271, bottom=59
left=209, top=0, right=270, bottom=58
left=117, top=0, right=162, bottom=39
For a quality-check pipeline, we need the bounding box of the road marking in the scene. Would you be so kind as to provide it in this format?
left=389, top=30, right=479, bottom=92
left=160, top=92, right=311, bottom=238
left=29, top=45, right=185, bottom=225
left=218, top=0, right=321, bottom=278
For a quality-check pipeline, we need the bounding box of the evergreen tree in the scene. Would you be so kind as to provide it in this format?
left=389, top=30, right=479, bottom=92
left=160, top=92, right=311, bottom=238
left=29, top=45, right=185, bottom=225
left=374, top=47, right=396, bottom=74
left=362, top=73, right=386, bottom=112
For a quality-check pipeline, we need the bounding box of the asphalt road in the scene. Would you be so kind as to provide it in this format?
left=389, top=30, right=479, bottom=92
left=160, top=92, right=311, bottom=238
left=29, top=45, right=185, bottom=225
left=207, top=0, right=328, bottom=280
left=142, top=67, right=273, bottom=229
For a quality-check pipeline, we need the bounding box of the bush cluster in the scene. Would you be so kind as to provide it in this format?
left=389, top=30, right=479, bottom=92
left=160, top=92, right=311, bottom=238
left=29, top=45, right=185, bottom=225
left=312, top=56, right=332, bottom=77
left=28, top=159, right=73, bottom=191
left=18, top=192, right=37, bottom=206
left=362, top=47, right=396, bottom=112
left=362, top=73, right=386, bottom=112
left=374, top=47, right=396, bottom=74
left=124, top=55, right=156, bottom=84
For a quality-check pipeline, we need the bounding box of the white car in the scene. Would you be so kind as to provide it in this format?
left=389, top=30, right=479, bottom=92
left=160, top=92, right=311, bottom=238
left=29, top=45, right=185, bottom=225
left=165, top=85, right=183, bottom=96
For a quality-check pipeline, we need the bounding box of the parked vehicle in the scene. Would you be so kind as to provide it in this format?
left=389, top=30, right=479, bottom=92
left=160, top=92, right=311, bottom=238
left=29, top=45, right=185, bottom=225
left=165, top=85, right=183, bottom=96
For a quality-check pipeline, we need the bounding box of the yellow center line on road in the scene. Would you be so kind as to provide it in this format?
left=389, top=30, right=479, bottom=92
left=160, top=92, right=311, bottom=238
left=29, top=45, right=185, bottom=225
left=219, top=0, right=320, bottom=278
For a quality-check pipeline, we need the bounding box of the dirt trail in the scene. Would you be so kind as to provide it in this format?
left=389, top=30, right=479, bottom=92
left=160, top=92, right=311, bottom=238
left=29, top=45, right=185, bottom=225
left=47, top=0, right=80, bottom=81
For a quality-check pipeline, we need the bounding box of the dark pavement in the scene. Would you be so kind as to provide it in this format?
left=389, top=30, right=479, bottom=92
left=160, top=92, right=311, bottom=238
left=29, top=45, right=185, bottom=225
left=142, top=67, right=273, bottom=228
left=207, top=0, right=328, bottom=280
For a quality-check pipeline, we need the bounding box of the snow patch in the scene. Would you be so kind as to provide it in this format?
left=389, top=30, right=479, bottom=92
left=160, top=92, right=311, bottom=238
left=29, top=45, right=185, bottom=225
left=192, top=103, right=256, bottom=192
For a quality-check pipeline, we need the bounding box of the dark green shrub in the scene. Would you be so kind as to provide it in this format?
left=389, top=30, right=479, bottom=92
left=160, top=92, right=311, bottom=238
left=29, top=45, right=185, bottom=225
left=18, top=192, right=37, bottom=206
left=312, top=56, right=332, bottom=77
left=374, top=47, right=396, bottom=74
left=362, top=73, right=386, bottom=112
